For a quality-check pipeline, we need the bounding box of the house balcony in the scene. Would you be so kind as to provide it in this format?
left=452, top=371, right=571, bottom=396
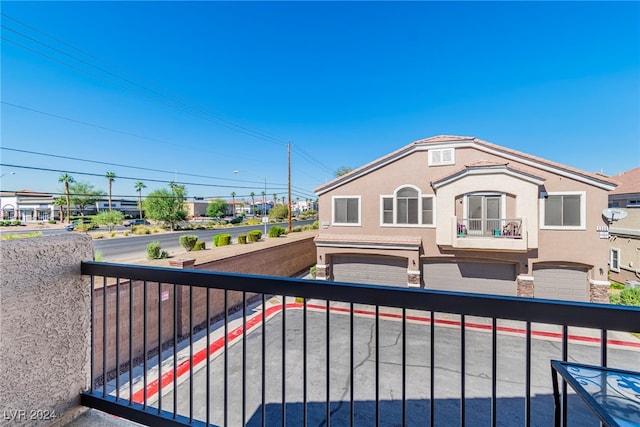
left=451, top=217, right=529, bottom=252
left=2, top=235, right=639, bottom=427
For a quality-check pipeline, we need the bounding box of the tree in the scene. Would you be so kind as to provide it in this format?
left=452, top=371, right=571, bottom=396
left=335, top=166, right=353, bottom=177
left=53, top=196, right=66, bottom=222
left=134, top=181, right=146, bottom=219
left=273, top=193, right=278, bottom=205
left=58, top=173, right=75, bottom=223
left=230, top=191, right=236, bottom=215
left=143, top=184, right=187, bottom=231
left=206, top=198, right=228, bottom=218
left=95, top=210, right=124, bottom=232
left=69, top=182, right=104, bottom=216
left=105, top=172, right=116, bottom=210
left=250, top=192, right=256, bottom=215
left=269, top=204, right=289, bottom=221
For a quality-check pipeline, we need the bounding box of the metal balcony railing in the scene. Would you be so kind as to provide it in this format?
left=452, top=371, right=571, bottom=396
left=80, top=261, right=640, bottom=427
left=457, top=218, right=523, bottom=238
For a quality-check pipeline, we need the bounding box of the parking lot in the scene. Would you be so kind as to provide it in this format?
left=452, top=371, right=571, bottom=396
left=125, top=298, right=639, bottom=427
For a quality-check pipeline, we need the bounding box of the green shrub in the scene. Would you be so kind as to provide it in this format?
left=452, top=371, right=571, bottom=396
left=310, top=265, right=317, bottom=279
left=48, top=219, right=57, bottom=224
left=94, top=251, right=103, bottom=262
left=610, top=287, right=640, bottom=307
left=291, top=226, right=303, bottom=233
left=238, top=234, right=247, bottom=244
left=268, top=226, right=286, bottom=238
left=303, top=225, right=313, bottom=231
left=246, top=219, right=261, bottom=226
left=147, top=241, right=168, bottom=259
left=247, top=230, right=262, bottom=242
left=312, top=221, right=319, bottom=229
left=110, top=232, right=116, bottom=238
left=192, top=240, right=206, bottom=251
left=610, top=282, right=625, bottom=290
left=179, top=234, right=199, bottom=251
left=218, top=234, right=231, bottom=246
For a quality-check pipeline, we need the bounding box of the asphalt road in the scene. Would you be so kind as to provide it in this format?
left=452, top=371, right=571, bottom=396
left=94, top=220, right=314, bottom=261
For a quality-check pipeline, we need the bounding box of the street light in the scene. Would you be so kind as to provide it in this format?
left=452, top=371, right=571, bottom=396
left=0, top=171, right=15, bottom=180
left=233, top=170, right=267, bottom=236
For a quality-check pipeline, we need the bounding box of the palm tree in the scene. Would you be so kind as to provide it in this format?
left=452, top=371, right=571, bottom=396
left=58, top=173, right=74, bottom=223
left=231, top=192, right=236, bottom=215
left=261, top=191, right=267, bottom=215
left=53, top=196, right=66, bottom=223
left=134, top=181, right=146, bottom=218
left=273, top=193, right=278, bottom=205
left=250, top=192, right=256, bottom=216
left=105, top=171, right=116, bottom=211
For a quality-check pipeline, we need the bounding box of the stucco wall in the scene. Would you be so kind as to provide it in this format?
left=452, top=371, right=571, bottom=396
left=0, top=234, right=93, bottom=426
left=92, top=235, right=317, bottom=378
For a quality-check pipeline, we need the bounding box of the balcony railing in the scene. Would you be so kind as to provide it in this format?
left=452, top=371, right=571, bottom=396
left=452, top=218, right=529, bottom=251
left=80, top=261, right=640, bottom=427
left=457, top=218, right=523, bottom=238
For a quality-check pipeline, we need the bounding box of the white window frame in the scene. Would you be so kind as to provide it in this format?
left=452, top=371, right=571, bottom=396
left=462, top=192, right=506, bottom=220
left=380, top=185, right=435, bottom=228
left=428, top=148, right=455, bottom=166
left=610, top=248, right=620, bottom=272
left=539, top=191, right=587, bottom=230
left=332, top=195, right=361, bottom=226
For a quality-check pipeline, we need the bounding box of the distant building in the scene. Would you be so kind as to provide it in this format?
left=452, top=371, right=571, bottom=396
left=607, top=167, right=640, bottom=285
left=0, top=190, right=54, bottom=221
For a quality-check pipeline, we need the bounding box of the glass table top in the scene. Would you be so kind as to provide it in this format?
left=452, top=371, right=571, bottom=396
left=553, top=361, right=640, bottom=427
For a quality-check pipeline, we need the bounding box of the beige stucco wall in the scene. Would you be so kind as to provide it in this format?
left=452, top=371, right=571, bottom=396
left=0, top=234, right=93, bottom=426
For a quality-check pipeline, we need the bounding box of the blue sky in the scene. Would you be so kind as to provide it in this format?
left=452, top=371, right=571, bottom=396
left=1, top=1, right=639, bottom=203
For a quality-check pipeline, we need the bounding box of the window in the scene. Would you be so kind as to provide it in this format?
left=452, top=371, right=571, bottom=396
left=428, top=148, right=455, bottom=166
left=333, top=196, right=360, bottom=225
left=610, top=248, right=620, bottom=272
left=541, top=192, right=586, bottom=229
left=381, top=186, right=434, bottom=226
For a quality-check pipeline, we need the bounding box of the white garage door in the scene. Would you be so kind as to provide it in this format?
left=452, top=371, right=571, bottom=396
left=423, top=261, right=516, bottom=296
left=533, top=265, right=588, bottom=301
left=332, top=255, right=407, bottom=287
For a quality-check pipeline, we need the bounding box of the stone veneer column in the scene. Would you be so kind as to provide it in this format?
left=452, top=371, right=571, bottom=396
left=0, top=234, right=93, bottom=426
left=589, top=280, right=610, bottom=304
left=407, top=270, right=421, bottom=288
left=315, top=264, right=328, bottom=280
left=517, top=275, right=535, bottom=298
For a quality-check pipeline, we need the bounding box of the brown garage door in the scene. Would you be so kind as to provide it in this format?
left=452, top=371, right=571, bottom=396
left=533, top=265, right=588, bottom=301
left=331, top=255, right=407, bottom=287
left=422, top=261, right=516, bottom=296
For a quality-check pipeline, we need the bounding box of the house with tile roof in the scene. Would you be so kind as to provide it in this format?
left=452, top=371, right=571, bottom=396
left=607, top=167, right=640, bottom=285
left=314, top=135, right=617, bottom=302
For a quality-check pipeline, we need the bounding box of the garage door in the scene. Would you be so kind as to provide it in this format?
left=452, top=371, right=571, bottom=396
left=423, top=261, right=516, bottom=296
left=533, top=265, right=588, bottom=301
left=332, top=255, right=407, bottom=287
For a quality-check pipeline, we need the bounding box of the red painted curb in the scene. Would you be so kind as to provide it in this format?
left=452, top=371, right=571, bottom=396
left=131, top=301, right=640, bottom=403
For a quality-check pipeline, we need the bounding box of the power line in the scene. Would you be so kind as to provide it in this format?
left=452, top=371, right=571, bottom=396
left=3, top=15, right=332, bottom=188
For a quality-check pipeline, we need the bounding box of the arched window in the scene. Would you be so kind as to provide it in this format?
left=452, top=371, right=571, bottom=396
left=381, top=186, right=434, bottom=226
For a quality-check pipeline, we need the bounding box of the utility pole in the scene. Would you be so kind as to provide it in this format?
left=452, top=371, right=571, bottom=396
left=287, top=142, right=292, bottom=232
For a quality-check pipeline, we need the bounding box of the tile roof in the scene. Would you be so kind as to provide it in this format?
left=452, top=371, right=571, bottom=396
left=315, top=135, right=618, bottom=194
left=609, top=167, right=640, bottom=195
left=314, top=233, right=421, bottom=248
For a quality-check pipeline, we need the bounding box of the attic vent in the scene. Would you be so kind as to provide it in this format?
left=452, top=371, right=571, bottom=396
left=429, top=148, right=455, bottom=166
